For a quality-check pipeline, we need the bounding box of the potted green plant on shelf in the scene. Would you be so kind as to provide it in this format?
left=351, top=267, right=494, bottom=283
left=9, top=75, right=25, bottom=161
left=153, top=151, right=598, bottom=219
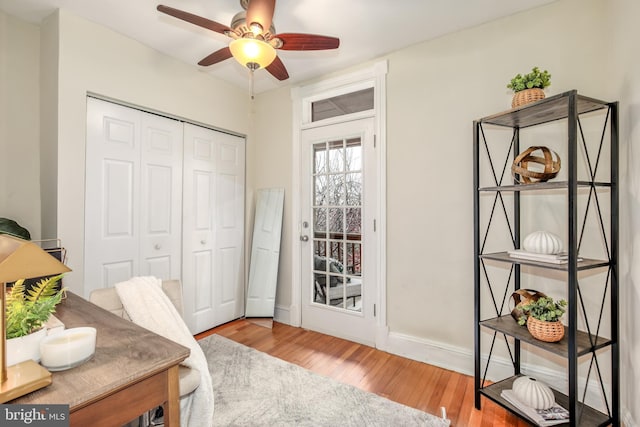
left=5, top=274, right=66, bottom=365
left=507, top=66, right=551, bottom=108
left=517, top=295, right=567, bottom=343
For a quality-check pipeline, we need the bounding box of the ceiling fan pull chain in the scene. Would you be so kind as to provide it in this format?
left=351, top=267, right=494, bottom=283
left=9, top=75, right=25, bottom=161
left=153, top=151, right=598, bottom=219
left=249, top=69, right=255, bottom=100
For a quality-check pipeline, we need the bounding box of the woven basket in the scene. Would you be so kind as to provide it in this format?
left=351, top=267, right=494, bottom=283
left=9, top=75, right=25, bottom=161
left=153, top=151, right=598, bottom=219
left=512, top=146, right=561, bottom=184
left=527, top=316, right=565, bottom=342
left=512, top=88, right=546, bottom=108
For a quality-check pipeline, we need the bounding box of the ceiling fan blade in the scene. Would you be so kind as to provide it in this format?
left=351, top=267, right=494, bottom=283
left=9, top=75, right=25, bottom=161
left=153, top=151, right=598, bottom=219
left=198, top=47, right=233, bottom=66
left=157, top=5, right=231, bottom=35
left=246, top=0, right=275, bottom=34
left=275, top=33, right=340, bottom=51
left=265, top=56, right=289, bottom=81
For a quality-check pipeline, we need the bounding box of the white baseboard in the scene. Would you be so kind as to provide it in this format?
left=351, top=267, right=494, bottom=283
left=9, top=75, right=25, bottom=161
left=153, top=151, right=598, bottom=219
left=380, top=330, right=473, bottom=376
left=274, top=303, right=291, bottom=325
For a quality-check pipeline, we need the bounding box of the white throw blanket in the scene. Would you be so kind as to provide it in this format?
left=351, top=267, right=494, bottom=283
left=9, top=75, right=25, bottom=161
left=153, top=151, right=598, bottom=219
left=115, top=276, right=213, bottom=427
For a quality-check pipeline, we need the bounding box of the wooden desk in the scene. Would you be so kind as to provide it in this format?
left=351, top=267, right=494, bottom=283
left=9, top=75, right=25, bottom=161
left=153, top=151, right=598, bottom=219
left=12, top=292, right=190, bottom=426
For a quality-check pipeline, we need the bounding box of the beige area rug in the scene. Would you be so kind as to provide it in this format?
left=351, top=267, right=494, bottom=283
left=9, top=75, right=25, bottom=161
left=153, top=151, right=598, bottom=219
left=200, top=334, right=451, bottom=427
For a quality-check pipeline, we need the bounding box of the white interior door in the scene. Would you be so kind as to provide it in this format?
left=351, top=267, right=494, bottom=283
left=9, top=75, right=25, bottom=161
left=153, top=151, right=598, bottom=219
left=246, top=188, right=285, bottom=317
left=85, top=98, right=182, bottom=297
left=300, top=118, right=377, bottom=345
left=182, top=123, right=245, bottom=333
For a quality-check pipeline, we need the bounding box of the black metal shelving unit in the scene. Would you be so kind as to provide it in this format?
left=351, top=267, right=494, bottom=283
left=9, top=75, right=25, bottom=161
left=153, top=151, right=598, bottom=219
left=473, top=90, right=619, bottom=426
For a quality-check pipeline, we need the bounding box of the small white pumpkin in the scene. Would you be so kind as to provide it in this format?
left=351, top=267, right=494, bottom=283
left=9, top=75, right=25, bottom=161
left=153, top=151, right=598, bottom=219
left=512, top=376, right=555, bottom=410
left=523, top=231, right=563, bottom=254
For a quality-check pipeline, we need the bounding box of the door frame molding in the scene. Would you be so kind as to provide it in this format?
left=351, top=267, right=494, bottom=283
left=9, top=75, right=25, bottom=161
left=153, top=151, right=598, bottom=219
left=290, top=60, right=388, bottom=344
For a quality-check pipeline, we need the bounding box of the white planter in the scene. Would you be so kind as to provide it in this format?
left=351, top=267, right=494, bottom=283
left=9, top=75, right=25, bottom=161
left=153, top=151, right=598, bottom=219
left=6, top=328, right=47, bottom=366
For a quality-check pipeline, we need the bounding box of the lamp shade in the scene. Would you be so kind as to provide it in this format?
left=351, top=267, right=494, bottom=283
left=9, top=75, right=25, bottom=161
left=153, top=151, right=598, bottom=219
left=229, top=38, right=276, bottom=70
left=0, top=235, right=70, bottom=282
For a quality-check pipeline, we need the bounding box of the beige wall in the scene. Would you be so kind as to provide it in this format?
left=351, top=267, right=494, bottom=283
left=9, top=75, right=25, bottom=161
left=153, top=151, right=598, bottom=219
left=251, top=0, right=636, bottom=421
left=611, top=0, right=640, bottom=422
left=385, top=0, right=611, bottom=345
left=0, top=11, right=41, bottom=238
left=246, top=87, right=293, bottom=307
left=49, top=9, right=250, bottom=295
left=39, top=11, right=59, bottom=241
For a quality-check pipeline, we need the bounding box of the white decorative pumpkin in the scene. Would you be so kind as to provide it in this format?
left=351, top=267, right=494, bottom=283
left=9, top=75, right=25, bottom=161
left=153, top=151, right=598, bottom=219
left=512, top=376, right=555, bottom=409
left=523, top=231, right=563, bottom=254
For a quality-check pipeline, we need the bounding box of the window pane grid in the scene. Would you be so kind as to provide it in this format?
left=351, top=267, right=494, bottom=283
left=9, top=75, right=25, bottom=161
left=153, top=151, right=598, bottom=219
left=311, top=138, right=363, bottom=311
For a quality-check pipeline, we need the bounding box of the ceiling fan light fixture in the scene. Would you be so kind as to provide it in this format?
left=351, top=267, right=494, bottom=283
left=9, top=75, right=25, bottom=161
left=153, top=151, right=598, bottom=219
left=229, top=38, right=277, bottom=70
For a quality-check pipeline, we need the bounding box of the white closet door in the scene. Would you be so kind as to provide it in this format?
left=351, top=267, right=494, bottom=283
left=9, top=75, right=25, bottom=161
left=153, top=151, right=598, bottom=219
left=213, top=132, right=246, bottom=326
left=139, top=113, right=183, bottom=280
left=85, top=98, right=182, bottom=297
left=182, top=123, right=245, bottom=334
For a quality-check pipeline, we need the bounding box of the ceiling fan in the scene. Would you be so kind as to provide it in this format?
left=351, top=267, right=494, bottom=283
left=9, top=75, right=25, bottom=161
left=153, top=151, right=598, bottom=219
left=157, top=0, right=340, bottom=81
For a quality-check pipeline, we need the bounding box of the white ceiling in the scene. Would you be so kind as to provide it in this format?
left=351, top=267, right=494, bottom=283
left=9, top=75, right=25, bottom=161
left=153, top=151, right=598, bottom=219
left=0, top=0, right=557, bottom=94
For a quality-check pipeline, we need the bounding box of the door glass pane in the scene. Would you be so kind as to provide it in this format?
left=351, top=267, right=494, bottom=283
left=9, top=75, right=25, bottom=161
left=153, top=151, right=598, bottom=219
left=328, top=208, right=344, bottom=235
left=313, top=208, right=327, bottom=239
left=345, top=174, right=361, bottom=206
left=311, top=139, right=363, bottom=312
left=330, top=174, right=346, bottom=206
left=314, top=175, right=327, bottom=205
left=345, top=208, right=361, bottom=234
left=345, top=138, right=362, bottom=172
left=328, top=140, right=344, bottom=173
left=314, top=144, right=327, bottom=174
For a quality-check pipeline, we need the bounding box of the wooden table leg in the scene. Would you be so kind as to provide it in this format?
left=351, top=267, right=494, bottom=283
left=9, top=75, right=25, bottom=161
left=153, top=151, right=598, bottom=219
left=163, top=365, right=181, bottom=427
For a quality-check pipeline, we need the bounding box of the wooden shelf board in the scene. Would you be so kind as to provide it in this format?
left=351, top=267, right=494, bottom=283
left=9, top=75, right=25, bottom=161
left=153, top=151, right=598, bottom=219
left=477, top=91, right=610, bottom=128
left=480, top=252, right=610, bottom=271
left=480, top=376, right=611, bottom=427
left=480, top=316, right=612, bottom=357
left=478, top=181, right=612, bottom=192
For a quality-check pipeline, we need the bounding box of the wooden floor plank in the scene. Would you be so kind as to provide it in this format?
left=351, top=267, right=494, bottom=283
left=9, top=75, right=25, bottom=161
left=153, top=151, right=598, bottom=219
left=199, top=319, right=530, bottom=426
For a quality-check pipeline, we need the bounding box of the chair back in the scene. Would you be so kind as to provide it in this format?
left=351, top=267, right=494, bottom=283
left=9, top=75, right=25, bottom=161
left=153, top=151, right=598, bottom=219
left=89, top=279, right=184, bottom=319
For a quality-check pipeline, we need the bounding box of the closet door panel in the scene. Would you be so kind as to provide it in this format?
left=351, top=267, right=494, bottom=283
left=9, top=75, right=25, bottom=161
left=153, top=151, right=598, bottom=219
left=85, top=98, right=182, bottom=297
left=194, top=250, right=213, bottom=312
left=183, top=123, right=217, bottom=333
left=139, top=113, right=183, bottom=280
left=183, top=124, right=245, bottom=333
left=85, top=98, right=141, bottom=296
left=214, top=134, right=246, bottom=325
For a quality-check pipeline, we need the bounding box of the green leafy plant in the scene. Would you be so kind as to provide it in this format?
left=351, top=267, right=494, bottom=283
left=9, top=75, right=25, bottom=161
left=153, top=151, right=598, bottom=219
left=5, top=274, right=66, bottom=339
left=0, top=217, right=31, bottom=240
left=507, top=66, right=551, bottom=92
left=517, top=296, right=567, bottom=325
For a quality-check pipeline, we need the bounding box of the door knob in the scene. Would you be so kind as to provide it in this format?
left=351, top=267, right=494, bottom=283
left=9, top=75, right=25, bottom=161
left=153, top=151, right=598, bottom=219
left=154, top=244, right=161, bottom=250
left=300, top=235, right=309, bottom=242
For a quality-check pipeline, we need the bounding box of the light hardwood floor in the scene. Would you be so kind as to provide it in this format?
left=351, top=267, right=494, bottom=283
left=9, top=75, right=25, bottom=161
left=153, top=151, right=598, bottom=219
left=198, top=319, right=530, bottom=427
